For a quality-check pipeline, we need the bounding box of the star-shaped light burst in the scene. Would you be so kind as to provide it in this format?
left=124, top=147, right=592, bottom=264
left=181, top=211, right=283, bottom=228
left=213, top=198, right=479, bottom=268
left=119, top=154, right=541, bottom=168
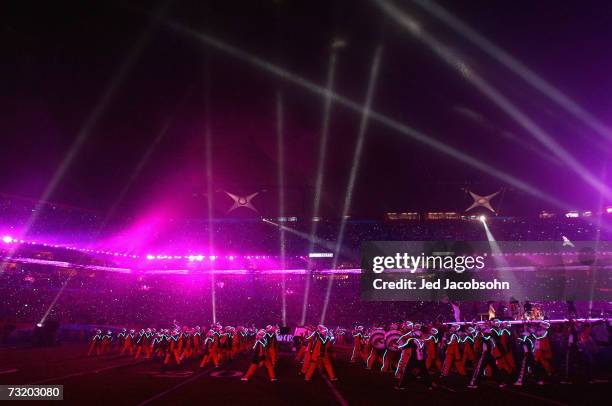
left=465, top=190, right=499, bottom=213
left=225, top=191, right=260, bottom=214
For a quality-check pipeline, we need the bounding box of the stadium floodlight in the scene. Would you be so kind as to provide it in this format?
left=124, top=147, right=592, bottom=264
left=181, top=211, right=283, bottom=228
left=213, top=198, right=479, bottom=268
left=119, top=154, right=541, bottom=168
left=465, top=191, right=499, bottom=213
left=2, top=235, right=13, bottom=244
left=479, top=215, right=486, bottom=222
left=225, top=191, right=260, bottom=213
left=331, top=37, right=347, bottom=49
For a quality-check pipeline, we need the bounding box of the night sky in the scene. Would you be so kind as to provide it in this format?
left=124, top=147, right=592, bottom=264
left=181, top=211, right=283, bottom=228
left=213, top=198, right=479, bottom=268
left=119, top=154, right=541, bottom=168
left=2, top=0, right=612, bottom=221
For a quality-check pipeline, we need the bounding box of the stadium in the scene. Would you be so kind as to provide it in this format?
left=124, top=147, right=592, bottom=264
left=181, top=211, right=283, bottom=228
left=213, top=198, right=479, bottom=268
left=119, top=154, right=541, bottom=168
left=1, top=1, right=612, bottom=405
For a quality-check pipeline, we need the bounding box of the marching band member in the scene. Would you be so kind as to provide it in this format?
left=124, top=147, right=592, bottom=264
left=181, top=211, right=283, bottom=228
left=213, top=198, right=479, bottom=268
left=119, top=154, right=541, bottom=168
left=300, top=326, right=316, bottom=375
left=533, top=323, right=554, bottom=378
left=304, top=325, right=337, bottom=381
left=468, top=327, right=506, bottom=389
left=241, top=329, right=277, bottom=382
left=514, top=329, right=542, bottom=386
left=200, top=330, right=221, bottom=368
left=120, top=329, right=136, bottom=356
left=460, top=325, right=478, bottom=370
left=115, top=328, right=127, bottom=352
left=87, top=329, right=104, bottom=356
left=395, top=330, right=434, bottom=390
left=381, top=323, right=402, bottom=373
left=134, top=329, right=148, bottom=359
left=350, top=325, right=366, bottom=363
left=180, top=327, right=194, bottom=361
left=193, top=326, right=202, bottom=355
left=237, top=326, right=250, bottom=352
left=394, top=321, right=414, bottom=379
left=98, top=330, right=113, bottom=355
left=164, top=328, right=183, bottom=366
left=265, top=325, right=279, bottom=366
left=442, top=324, right=465, bottom=377
left=492, top=320, right=515, bottom=374
left=295, top=326, right=312, bottom=364
left=366, top=326, right=385, bottom=370
left=149, top=329, right=163, bottom=360
left=424, top=327, right=442, bottom=373
left=228, top=327, right=240, bottom=359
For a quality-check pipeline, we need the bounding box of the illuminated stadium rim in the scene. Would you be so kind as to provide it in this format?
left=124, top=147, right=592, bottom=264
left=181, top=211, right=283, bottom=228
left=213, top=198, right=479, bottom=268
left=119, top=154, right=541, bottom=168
left=4, top=235, right=612, bottom=261
left=0, top=236, right=314, bottom=261
left=3, top=257, right=363, bottom=275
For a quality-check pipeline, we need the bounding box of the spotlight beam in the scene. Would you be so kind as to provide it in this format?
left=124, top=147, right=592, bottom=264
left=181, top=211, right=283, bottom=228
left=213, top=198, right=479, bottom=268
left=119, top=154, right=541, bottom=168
left=413, top=0, right=612, bottom=142
left=164, top=20, right=569, bottom=210
left=302, top=46, right=339, bottom=326
left=375, top=0, right=612, bottom=201
left=320, top=45, right=383, bottom=325
left=453, top=106, right=563, bottom=167
left=38, top=271, right=74, bottom=327
left=480, top=217, right=524, bottom=300
left=589, top=162, right=608, bottom=315
left=277, top=91, right=287, bottom=326
left=204, top=64, right=217, bottom=324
